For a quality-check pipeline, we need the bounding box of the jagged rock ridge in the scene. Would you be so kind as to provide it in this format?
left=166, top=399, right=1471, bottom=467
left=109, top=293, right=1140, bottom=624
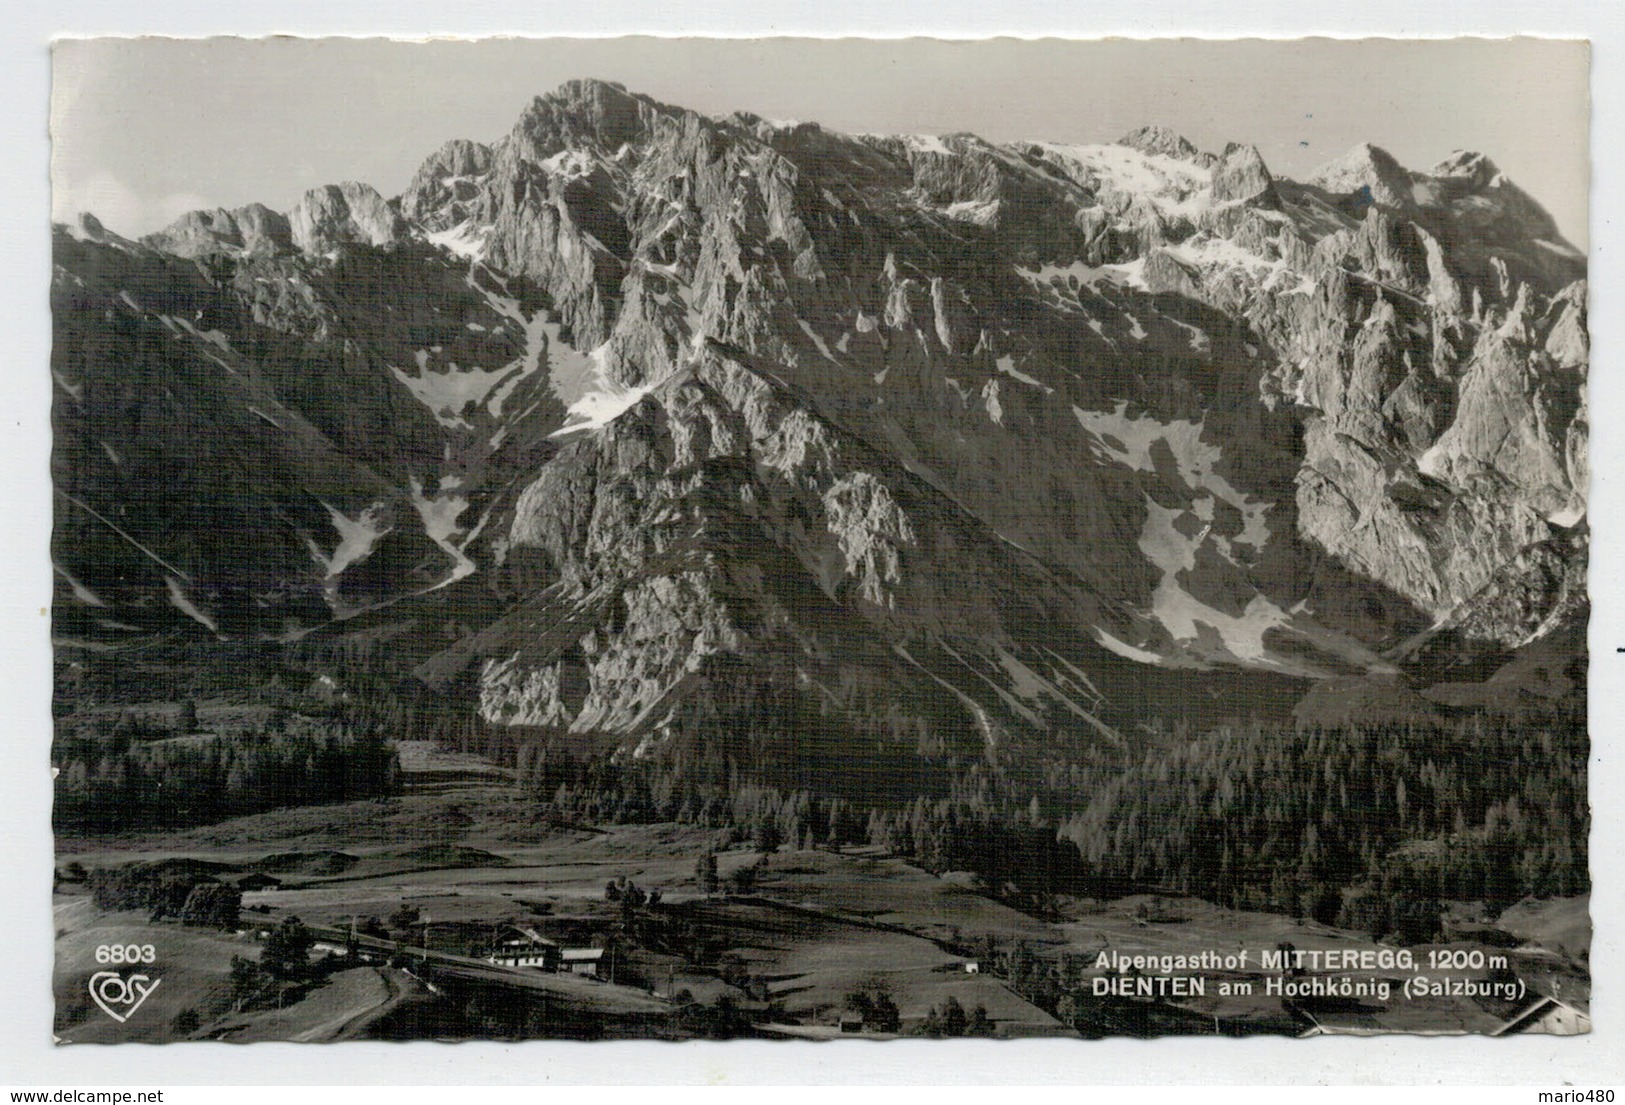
left=51, top=79, right=1587, bottom=757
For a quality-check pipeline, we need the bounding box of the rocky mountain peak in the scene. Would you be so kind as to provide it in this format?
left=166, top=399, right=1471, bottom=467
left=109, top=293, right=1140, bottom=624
left=61, top=211, right=117, bottom=245
left=1430, top=149, right=1504, bottom=188
left=143, top=202, right=293, bottom=259
left=1211, top=141, right=1279, bottom=207
left=411, top=138, right=494, bottom=183
left=1116, top=124, right=1206, bottom=162
left=1310, top=141, right=1416, bottom=208
left=1425, top=149, right=1565, bottom=247
left=51, top=80, right=1589, bottom=754
left=289, top=181, right=405, bottom=255
left=401, top=138, right=495, bottom=230
left=509, top=78, right=674, bottom=162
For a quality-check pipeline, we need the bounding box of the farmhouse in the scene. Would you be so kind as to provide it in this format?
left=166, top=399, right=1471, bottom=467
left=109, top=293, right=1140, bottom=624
left=487, top=926, right=561, bottom=971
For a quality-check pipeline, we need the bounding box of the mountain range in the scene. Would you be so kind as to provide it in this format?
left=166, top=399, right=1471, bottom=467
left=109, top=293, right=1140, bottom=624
left=50, top=79, right=1588, bottom=782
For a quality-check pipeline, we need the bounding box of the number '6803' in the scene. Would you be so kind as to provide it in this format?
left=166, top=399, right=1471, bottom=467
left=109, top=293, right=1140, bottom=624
left=94, top=943, right=156, bottom=965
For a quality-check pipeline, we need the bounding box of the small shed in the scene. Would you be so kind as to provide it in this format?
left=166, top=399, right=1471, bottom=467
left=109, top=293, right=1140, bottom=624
left=561, top=947, right=606, bottom=978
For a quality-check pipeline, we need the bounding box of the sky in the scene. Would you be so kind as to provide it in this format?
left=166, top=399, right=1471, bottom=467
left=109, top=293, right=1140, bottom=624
left=51, top=36, right=1591, bottom=247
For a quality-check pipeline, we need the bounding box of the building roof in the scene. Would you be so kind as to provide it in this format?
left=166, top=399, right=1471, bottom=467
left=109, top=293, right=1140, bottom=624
left=235, top=873, right=283, bottom=888
left=1493, top=994, right=1592, bottom=1036
left=561, top=947, right=605, bottom=962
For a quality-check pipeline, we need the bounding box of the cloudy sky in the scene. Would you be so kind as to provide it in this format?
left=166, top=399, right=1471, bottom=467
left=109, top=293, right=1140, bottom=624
left=51, top=36, right=1590, bottom=246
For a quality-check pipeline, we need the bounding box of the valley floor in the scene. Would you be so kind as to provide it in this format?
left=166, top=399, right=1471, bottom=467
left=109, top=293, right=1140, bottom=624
left=53, top=743, right=1590, bottom=1043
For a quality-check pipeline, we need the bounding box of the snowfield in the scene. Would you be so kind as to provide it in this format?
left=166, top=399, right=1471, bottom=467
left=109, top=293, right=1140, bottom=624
left=1071, top=401, right=1291, bottom=663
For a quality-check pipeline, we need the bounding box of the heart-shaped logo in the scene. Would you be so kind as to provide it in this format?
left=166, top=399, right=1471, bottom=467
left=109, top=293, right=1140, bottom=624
left=87, top=971, right=160, bottom=1023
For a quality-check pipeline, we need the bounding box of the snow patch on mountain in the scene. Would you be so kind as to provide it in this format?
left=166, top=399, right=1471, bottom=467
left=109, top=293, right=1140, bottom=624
left=1072, top=401, right=1271, bottom=551
left=1164, top=236, right=1284, bottom=279
left=55, top=564, right=105, bottom=606
left=995, top=355, right=1054, bottom=393
left=1535, top=238, right=1584, bottom=261
left=165, top=577, right=220, bottom=635
left=1036, top=141, right=1212, bottom=216
left=1140, top=496, right=1289, bottom=663
left=472, top=275, right=620, bottom=428
left=906, top=134, right=953, bottom=156
left=408, top=477, right=477, bottom=587
left=940, top=198, right=1001, bottom=224
left=305, top=501, right=391, bottom=583
left=982, top=380, right=1005, bottom=425
left=936, top=637, right=1045, bottom=729
left=1163, top=315, right=1211, bottom=353
left=1067, top=401, right=1293, bottom=662
left=992, top=643, right=1095, bottom=719
left=1019, top=259, right=1145, bottom=294
left=391, top=354, right=524, bottom=429
left=1549, top=503, right=1585, bottom=527
left=157, top=313, right=234, bottom=354
left=425, top=221, right=493, bottom=262
left=1093, top=627, right=1164, bottom=665
left=553, top=382, right=654, bottom=435
left=540, top=148, right=603, bottom=179
left=246, top=406, right=283, bottom=430
left=797, top=319, right=840, bottom=363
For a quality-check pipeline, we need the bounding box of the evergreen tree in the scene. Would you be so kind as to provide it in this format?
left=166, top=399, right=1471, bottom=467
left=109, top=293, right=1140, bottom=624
left=261, top=915, right=314, bottom=980
left=695, top=851, right=719, bottom=895
left=179, top=882, right=242, bottom=930
left=871, top=992, right=901, bottom=1033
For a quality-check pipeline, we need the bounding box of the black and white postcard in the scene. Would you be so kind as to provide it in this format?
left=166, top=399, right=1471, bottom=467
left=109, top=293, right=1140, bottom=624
left=45, top=36, right=1592, bottom=1047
